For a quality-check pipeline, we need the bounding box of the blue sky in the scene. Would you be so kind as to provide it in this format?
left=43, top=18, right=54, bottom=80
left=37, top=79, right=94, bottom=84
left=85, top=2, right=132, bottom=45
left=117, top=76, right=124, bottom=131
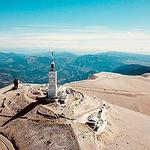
left=0, top=0, right=150, bottom=53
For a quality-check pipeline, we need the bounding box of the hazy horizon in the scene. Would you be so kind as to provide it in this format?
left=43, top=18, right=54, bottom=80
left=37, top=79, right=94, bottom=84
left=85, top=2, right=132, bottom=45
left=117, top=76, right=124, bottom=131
left=0, top=49, right=150, bottom=56
left=0, top=0, right=150, bottom=54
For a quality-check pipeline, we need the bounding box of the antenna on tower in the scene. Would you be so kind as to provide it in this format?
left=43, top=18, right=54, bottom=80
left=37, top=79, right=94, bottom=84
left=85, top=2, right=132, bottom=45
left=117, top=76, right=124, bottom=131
left=52, top=52, right=54, bottom=61
left=51, top=51, right=55, bottom=71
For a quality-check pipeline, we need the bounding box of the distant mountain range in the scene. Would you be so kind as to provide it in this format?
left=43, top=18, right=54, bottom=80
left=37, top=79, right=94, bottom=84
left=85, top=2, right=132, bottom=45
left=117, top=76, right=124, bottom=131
left=0, top=51, right=150, bottom=88
left=114, top=64, right=150, bottom=75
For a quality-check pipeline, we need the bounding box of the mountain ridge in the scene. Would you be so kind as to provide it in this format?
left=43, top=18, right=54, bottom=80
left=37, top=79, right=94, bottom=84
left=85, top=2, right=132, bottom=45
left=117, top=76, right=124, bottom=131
left=0, top=51, right=150, bottom=88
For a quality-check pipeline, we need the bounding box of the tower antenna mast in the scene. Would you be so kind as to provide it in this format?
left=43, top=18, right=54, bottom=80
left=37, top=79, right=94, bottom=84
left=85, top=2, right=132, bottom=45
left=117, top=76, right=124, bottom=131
left=52, top=52, right=54, bottom=60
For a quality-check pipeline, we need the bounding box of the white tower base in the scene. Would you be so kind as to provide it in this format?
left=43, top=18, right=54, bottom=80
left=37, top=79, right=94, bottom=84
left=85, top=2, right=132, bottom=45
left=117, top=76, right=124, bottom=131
left=48, top=71, right=57, bottom=98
